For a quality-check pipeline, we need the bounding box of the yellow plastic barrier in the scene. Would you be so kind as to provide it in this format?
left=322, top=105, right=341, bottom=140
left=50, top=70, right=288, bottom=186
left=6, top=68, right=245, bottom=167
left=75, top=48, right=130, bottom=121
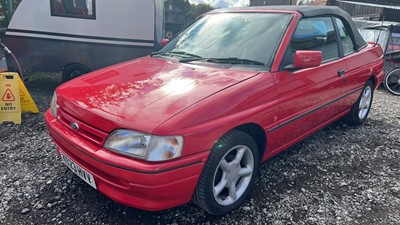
left=0, top=72, right=39, bottom=124
left=0, top=73, right=21, bottom=124
left=18, top=75, right=39, bottom=113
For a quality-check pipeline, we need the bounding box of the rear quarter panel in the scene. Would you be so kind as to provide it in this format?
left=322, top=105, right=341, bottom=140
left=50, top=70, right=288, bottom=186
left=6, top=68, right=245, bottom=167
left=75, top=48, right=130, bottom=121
left=345, top=43, right=384, bottom=89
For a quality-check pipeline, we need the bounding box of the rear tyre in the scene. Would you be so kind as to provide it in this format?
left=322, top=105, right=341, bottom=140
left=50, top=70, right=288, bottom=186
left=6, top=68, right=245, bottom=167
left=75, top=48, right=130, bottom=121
left=383, top=68, right=400, bottom=96
left=62, top=64, right=90, bottom=83
left=346, top=81, right=374, bottom=125
left=193, top=130, right=259, bottom=215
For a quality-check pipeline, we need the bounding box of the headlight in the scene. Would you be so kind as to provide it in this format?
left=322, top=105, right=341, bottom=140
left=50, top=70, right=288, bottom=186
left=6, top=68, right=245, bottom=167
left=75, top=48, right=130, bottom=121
left=104, top=129, right=184, bottom=162
left=50, top=92, right=58, bottom=117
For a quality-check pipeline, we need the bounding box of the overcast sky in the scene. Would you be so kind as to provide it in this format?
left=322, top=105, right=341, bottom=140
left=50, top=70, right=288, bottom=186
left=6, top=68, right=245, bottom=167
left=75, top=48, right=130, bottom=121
left=188, top=0, right=250, bottom=8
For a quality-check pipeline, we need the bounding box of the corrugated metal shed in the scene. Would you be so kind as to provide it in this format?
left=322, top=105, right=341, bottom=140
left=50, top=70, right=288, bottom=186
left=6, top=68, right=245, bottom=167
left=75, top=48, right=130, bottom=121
left=343, top=0, right=400, bottom=6
left=336, top=0, right=400, bottom=22
left=337, top=1, right=382, bottom=16
left=341, top=0, right=400, bottom=10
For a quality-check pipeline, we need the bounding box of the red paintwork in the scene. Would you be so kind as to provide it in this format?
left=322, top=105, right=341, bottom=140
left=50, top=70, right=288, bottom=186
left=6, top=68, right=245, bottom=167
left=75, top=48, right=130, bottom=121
left=45, top=9, right=384, bottom=211
left=292, top=50, right=322, bottom=69
left=54, top=57, right=260, bottom=135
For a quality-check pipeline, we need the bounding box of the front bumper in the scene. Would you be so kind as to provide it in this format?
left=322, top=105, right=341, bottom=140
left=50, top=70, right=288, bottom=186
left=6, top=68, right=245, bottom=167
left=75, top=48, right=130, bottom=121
left=45, top=110, right=208, bottom=211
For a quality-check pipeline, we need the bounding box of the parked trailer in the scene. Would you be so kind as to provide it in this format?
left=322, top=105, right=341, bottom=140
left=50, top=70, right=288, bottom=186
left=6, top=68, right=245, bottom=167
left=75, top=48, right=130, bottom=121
left=3, top=0, right=164, bottom=82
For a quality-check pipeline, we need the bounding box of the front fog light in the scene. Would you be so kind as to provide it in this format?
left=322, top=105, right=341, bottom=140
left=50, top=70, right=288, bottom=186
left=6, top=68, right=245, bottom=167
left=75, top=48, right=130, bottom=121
left=50, top=92, right=58, bottom=117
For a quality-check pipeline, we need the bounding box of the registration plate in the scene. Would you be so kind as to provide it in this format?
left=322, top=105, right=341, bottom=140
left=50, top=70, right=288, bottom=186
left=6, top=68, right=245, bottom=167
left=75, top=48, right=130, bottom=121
left=60, top=150, right=97, bottom=189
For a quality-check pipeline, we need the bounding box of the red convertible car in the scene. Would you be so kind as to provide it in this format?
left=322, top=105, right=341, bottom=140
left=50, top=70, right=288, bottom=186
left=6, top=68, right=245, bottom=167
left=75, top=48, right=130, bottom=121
left=45, top=6, right=384, bottom=215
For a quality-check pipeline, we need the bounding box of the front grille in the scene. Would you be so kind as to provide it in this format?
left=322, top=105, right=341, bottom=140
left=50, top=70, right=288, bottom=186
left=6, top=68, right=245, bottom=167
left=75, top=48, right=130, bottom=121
left=58, top=109, right=108, bottom=146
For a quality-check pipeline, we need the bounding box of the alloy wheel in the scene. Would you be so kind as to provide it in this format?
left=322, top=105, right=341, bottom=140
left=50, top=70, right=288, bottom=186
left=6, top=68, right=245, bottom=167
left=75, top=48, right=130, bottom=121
left=213, top=145, right=254, bottom=206
left=358, top=85, right=372, bottom=120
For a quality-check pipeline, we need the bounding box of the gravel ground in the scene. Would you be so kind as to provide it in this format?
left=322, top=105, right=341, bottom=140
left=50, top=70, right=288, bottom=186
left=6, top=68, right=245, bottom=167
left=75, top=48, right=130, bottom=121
left=1, top=72, right=399, bottom=225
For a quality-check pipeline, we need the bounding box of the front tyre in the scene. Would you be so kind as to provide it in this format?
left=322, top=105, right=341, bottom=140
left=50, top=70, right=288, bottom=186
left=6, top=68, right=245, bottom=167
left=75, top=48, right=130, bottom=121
left=193, top=130, right=259, bottom=215
left=383, top=68, right=400, bottom=96
left=346, top=81, right=374, bottom=125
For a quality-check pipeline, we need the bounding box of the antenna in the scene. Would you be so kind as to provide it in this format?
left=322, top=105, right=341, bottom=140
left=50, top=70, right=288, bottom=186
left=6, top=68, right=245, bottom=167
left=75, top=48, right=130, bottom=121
left=373, top=15, right=385, bottom=47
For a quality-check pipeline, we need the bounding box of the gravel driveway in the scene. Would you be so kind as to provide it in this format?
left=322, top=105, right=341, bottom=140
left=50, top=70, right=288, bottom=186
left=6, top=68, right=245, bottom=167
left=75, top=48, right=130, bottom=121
left=1, top=73, right=399, bottom=225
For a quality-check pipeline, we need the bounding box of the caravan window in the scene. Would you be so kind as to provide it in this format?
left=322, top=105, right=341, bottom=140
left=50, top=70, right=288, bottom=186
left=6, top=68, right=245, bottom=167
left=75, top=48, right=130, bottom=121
left=50, top=0, right=96, bottom=19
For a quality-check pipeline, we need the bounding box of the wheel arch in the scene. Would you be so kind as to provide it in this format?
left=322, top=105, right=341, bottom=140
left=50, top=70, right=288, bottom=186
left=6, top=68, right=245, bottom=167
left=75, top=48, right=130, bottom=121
left=62, top=62, right=91, bottom=73
left=368, top=75, right=377, bottom=89
left=233, top=123, right=267, bottom=162
left=61, top=63, right=92, bottom=82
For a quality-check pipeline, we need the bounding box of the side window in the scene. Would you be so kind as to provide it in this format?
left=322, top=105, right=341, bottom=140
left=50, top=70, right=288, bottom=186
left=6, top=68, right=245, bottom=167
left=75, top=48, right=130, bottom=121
left=50, top=0, right=96, bottom=19
left=283, top=17, right=338, bottom=68
left=335, top=18, right=355, bottom=55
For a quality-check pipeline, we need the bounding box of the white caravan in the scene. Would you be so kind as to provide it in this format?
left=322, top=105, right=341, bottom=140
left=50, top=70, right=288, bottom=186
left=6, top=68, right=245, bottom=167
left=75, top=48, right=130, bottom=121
left=3, top=0, right=164, bottom=81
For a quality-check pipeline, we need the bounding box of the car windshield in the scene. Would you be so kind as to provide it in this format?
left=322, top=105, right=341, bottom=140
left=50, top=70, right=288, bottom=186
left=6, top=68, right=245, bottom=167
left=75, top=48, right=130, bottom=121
left=157, top=12, right=293, bottom=67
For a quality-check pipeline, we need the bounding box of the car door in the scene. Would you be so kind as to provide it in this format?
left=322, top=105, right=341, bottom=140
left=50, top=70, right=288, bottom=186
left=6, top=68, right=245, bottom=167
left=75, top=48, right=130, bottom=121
left=335, top=17, right=377, bottom=110
left=268, top=16, right=348, bottom=152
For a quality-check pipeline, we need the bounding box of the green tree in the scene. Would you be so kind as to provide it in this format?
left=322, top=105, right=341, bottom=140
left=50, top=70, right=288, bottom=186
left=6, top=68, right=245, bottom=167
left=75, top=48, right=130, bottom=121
left=190, top=3, right=214, bottom=18
left=167, top=0, right=191, bottom=15
left=1, top=0, right=22, bottom=27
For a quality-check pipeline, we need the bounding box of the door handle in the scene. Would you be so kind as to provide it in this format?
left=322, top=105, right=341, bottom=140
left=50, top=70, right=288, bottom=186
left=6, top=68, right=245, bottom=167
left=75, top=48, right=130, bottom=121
left=338, top=69, right=345, bottom=77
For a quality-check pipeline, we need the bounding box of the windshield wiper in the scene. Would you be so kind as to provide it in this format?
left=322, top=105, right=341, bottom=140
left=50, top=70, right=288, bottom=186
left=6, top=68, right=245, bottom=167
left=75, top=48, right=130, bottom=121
left=180, top=57, right=265, bottom=66
left=167, top=51, right=202, bottom=58
left=151, top=50, right=201, bottom=58
left=152, top=52, right=265, bottom=66
left=150, top=51, right=163, bottom=56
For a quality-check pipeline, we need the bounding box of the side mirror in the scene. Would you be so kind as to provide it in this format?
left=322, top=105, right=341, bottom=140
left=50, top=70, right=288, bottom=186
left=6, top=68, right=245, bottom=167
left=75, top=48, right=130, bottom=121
left=160, top=38, right=170, bottom=47
left=292, top=50, right=322, bottom=69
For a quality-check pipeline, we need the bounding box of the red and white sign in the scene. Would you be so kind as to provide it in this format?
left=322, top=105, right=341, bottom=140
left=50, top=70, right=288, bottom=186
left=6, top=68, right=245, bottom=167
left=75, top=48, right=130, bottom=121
left=2, top=89, right=16, bottom=102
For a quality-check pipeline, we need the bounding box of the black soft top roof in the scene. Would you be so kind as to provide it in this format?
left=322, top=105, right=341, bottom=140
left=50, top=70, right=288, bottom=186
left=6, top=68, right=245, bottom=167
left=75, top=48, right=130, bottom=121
left=212, top=6, right=367, bottom=50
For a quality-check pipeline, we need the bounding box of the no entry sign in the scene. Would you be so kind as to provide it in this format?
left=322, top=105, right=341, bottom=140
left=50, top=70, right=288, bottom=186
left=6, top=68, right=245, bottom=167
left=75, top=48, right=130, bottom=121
left=0, top=73, right=21, bottom=124
left=0, top=72, right=38, bottom=124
